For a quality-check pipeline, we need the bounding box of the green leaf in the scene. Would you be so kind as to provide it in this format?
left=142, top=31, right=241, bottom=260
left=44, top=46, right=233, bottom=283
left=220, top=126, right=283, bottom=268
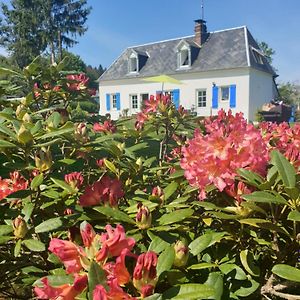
left=287, top=210, right=300, bottom=221
left=0, top=236, right=13, bottom=244
left=0, top=67, right=22, bottom=77
left=242, top=191, right=288, bottom=205
left=50, top=178, right=75, bottom=194
left=163, top=181, right=178, bottom=201
left=158, top=208, right=193, bottom=226
left=103, top=159, right=118, bottom=174
left=240, top=250, right=260, bottom=277
left=38, top=122, right=74, bottom=140
left=271, top=150, right=296, bottom=188
left=157, top=245, right=175, bottom=277
left=23, top=239, right=45, bottom=252
left=205, top=272, right=223, bottom=300
left=162, top=284, right=215, bottom=300
left=272, top=264, right=300, bottom=282
left=148, top=233, right=170, bottom=253
left=0, top=139, right=16, bottom=148
left=239, top=218, right=288, bottom=235
left=88, top=261, right=107, bottom=299
left=169, top=169, right=185, bottom=179
left=22, top=202, right=35, bottom=222
left=31, top=173, right=44, bottom=189
left=94, top=206, right=135, bottom=224
left=47, top=275, right=73, bottom=286
left=237, top=168, right=263, bottom=186
left=14, top=239, right=22, bottom=257
left=0, top=225, right=13, bottom=236
left=188, top=262, right=217, bottom=270
left=22, top=266, right=44, bottom=274
left=219, top=263, right=247, bottom=280
left=189, top=232, right=227, bottom=256
left=35, top=217, right=63, bottom=233
left=234, top=279, right=259, bottom=297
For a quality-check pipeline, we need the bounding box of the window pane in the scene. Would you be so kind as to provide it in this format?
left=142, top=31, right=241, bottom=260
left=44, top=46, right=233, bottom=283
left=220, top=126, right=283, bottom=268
left=221, top=87, right=229, bottom=101
left=112, top=94, right=117, bottom=108
left=131, top=95, right=138, bottom=109
left=197, top=90, right=206, bottom=107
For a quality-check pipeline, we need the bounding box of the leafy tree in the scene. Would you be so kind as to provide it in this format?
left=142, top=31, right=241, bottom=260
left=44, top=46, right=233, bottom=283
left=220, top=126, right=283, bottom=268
left=86, top=64, right=106, bottom=89
left=0, top=0, right=91, bottom=67
left=278, top=82, right=300, bottom=106
left=0, top=0, right=46, bottom=68
left=258, top=41, right=275, bottom=65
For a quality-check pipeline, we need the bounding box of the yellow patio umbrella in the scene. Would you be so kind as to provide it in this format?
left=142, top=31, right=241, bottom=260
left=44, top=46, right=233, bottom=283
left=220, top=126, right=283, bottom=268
left=142, top=74, right=183, bottom=94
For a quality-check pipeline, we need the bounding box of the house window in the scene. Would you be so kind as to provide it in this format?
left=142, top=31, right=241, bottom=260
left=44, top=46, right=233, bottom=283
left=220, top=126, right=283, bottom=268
left=177, top=44, right=191, bottom=68
left=140, top=93, right=149, bottom=102
left=220, top=86, right=230, bottom=101
left=131, top=94, right=138, bottom=109
left=252, top=49, right=264, bottom=65
left=197, top=89, right=207, bottom=107
left=129, top=54, right=138, bottom=73
left=112, top=94, right=117, bottom=109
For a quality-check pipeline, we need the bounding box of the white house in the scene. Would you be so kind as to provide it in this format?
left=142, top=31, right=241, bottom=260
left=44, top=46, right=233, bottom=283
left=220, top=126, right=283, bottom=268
left=99, top=20, right=277, bottom=120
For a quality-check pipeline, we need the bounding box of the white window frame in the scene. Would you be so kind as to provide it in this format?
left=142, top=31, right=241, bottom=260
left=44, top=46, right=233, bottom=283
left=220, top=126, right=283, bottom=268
left=196, top=89, right=207, bottom=108
left=252, top=48, right=265, bottom=65
left=140, top=93, right=149, bottom=102
left=111, top=94, right=117, bottom=109
left=219, top=86, right=230, bottom=102
left=177, top=44, right=191, bottom=68
left=129, top=53, right=138, bottom=73
left=130, top=94, right=139, bottom=110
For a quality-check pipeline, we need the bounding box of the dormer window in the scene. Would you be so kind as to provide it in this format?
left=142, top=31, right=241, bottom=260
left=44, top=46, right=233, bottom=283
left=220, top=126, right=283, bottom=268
left=252, top=48, right=265, bottom=65
left=129, top=53, right=138, bottom=73
left=176, top=41, right=192, bottom=69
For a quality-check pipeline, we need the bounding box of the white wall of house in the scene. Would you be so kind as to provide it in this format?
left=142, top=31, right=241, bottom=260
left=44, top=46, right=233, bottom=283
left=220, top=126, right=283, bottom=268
left=99, top=67, right=272, bottom=121
left=248, top=69, right=275, bottom=120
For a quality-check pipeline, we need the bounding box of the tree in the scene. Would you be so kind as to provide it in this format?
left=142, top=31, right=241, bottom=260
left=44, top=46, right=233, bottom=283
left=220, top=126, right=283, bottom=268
left=258, top=41, right=275, bottom=65
left=0, top=0, right=47, bottom=68
left=278, top=82, right=300, bottom=106
left=0, top=0, right=91, bottom=67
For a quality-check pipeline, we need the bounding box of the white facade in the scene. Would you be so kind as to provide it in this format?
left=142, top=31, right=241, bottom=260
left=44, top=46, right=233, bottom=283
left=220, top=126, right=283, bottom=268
left=99, top=67, right=275, bottom=121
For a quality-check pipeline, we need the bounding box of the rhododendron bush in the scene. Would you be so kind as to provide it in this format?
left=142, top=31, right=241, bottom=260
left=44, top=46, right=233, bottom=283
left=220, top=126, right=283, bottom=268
left=0, top=59, right=299, bottom=299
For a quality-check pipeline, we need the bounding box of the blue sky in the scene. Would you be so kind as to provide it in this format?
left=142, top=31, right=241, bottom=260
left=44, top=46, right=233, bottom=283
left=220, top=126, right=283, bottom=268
left=69, top=0, right=300, bottom=83
left=1, top=0, right=299, bottom=83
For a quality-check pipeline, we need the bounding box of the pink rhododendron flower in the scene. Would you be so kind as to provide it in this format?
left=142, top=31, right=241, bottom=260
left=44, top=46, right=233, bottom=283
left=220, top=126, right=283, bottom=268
left=225, top=181, right=253, bottom=204
left=66, top=73, right=89, bottom=91
left=133, top=251, right=157, bottom=297
left=260, top=122, right=300, bottom=170
left=135, top=112, right=148, bottom=130
left=79, top=176, right=124, bottom=207
left=80, top=221, right=96, bottom=248
left=114, top=249, right=131, bottom=286
left=48, top=239, right=82, bottom=274
left=34, top=274, right=87, bottom=300
left=100, top=224, right=135, bottom=257
left=107, top=279, right=136, bottom=300
left=93, top=120, right=116, bottom=134
left=0, top=171, right=28, bottom=200
left=93, top=284, right=108, bottom=300
left=181, top=110, right=268, bottom=199
left=64, top=172, right=84, bottom=190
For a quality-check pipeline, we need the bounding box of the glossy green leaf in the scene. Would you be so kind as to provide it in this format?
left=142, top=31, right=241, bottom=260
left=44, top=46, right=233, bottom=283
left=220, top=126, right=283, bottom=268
left=162, top=284, right=214, bottom=300
left=0, top=225, right=13, bottom=236
left=188, top=262, right=217, bottom=270
left=219, top=263, right=247, bottom=280
left=35, top=217, right=63, bottom=233
left=103, top=159, right=118, bottom=174
left=242, top=191, right=287, bottom=205
left=234, top=279, right=259, bottom=297
left=50, top=178, right=75, bottom=193
left=271, top=150, right=296, bottom=187
left=163, top=181, right=178, bottom=201
left=94, top=206, right=135, bottom=224
left=88, top=261, right=107, bottom=299
left=189, top=232, right=227, bottom=256
left=14, top=239, right=22, bottom=257
left=0, top=236, right=13, bottom=244
left=31, top=173, right=44, bottom=189
left=38, top=122, right=74, bottom=140
left=23, top=239, right=45, bottom=252
left=205, top=272, right=223, bottom=300
left=47, top=275, right=73, bottom=287
left=240, top=249, right=260, bottom=277
left=272, top=264, right=300, bottom=282
left=148, top=233, right=170, bottom=253
left=287, top=210, right=300, bottom=221
left=0, top=139, right=16, bottom=148
left=158, top=208, right=193, bottom=226
left=157, top=245, right=175, bottom=277
left=22, top=202, right=34, bottom=222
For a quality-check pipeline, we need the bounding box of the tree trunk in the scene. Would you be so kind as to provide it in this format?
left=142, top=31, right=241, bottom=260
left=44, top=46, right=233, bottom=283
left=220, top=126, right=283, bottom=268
left=50, top=41, right=55, bottom=64
left=58, top=30, right=62, bottom=62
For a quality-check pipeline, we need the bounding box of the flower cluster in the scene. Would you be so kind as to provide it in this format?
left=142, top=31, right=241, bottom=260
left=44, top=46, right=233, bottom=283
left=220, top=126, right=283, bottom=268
left=79, top=176, right=124, bottom=207
left=0, top=171, right=28, bottom=200
left=34, top=222, right=158, bottom=299
left=181, top=110, right=268, bottom=199
left=93, top=120, right=117, bottom=134
left=260, top=122, right=300, bottom=170
left=65, top=172, right=84, bottom=190
left=66, top=73, right=96, bottom=95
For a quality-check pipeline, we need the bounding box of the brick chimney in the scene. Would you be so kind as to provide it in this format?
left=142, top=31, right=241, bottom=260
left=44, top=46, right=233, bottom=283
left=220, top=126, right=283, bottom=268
left=194, top=19, right=208, bottom=46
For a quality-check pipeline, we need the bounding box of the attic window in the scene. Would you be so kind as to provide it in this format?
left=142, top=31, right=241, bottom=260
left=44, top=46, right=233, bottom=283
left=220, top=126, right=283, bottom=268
left=129, top=53, right=138, bottom=73
left=177, top=44, right=191, bottom=68
left=252, top=48, right=264, bottom=65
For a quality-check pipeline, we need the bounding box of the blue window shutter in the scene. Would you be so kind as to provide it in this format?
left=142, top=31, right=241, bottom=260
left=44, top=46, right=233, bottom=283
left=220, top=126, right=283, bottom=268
left=116, top=93, right=121, bottom=111
left=106, top=94, right=110, bottom=111
left=173, top=89, right=180, bottom=109
left=230, top=85, right=236, bottom=108
left=212, top=86, right=218, bottom=109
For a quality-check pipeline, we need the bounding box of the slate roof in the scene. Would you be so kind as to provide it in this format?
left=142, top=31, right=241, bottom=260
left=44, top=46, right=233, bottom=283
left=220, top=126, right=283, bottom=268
left=100, top=26, right=276, bottom=82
